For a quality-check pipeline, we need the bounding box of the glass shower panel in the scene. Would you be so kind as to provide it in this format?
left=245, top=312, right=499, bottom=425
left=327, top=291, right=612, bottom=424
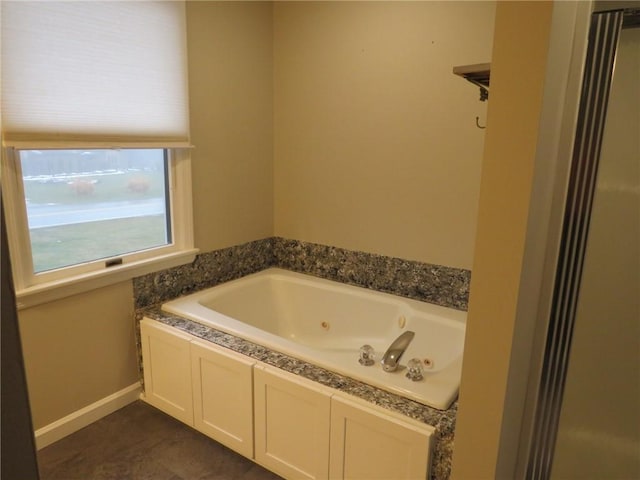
left=550, top=26, right=640, bottom=479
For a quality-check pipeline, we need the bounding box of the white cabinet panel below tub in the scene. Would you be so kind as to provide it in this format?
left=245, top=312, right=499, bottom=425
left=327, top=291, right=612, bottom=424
left=330, top=395, right=434, bottom=480
left=140, top=318, right=435, bottom=480
left=254, top=365, right=331, bottom=480
left=140, top=318, right=193, bottom=425
left=191, top=340, right=255, bottom=459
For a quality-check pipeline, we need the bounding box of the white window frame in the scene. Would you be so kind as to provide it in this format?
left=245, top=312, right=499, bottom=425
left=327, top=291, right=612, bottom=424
left=1, top=145, right=198, bottom=309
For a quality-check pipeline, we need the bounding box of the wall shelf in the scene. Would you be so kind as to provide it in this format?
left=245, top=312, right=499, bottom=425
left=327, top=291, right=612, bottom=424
left=453, top=63, right=491, bottom=101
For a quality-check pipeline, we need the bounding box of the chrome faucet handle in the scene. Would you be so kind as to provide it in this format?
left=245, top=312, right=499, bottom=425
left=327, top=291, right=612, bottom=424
left=358, top=345, right=375, bottom=366
left=406, top=358, right=424, bottom=381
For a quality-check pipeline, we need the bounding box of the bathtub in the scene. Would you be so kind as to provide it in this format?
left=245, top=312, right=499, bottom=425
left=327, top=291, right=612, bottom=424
left=162, top=268, right=466, bottom=410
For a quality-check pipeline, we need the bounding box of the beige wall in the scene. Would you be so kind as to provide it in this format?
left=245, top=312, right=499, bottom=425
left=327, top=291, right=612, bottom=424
left=273, top=1, right=495, bottom=269
left=19, top=281, right=138, bottom=429
left=452, top=2, right=554, bottom=478
left=188, top=1, right=274, bottom=252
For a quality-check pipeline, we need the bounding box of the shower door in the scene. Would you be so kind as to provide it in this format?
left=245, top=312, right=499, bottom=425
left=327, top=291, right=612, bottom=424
left=551, top=20, right=639, bottom=479
left=527, top=7, right=640, bottom=479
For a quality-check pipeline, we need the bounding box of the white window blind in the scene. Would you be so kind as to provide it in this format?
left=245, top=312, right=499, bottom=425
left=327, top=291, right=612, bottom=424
left=1, top=1, right=190, bottom=146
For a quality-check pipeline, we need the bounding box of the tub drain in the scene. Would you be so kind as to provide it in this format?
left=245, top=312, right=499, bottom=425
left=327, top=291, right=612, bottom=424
left=321, top=321, right=330, bottom=331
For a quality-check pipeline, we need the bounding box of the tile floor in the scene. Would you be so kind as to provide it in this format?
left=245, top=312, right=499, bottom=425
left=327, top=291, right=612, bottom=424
left=37, top=401, right=282, bottom=480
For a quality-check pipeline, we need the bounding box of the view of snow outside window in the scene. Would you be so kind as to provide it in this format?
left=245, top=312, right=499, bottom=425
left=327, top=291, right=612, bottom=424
left=19, top=149, right=171, bottom=273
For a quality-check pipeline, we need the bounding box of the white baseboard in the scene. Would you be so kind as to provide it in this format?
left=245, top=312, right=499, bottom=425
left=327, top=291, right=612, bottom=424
left=34, top=382, right=141, bottom=450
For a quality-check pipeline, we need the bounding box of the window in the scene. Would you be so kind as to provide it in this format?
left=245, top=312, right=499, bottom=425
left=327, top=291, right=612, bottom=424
left=2, top=146, right=196, bottom=308
left=1, top=2, right=197, bottom=308
left=19, top=149, right=172, bottom=274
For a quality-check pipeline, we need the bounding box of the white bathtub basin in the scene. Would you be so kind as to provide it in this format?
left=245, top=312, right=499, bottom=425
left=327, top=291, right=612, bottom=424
left=162, top=268, right=466, bottom=410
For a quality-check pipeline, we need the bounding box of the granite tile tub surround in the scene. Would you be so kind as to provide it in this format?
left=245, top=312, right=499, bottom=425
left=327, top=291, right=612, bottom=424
left=134, top=236, right=471, bottom=310
left=273, top=237, right=471, bottom=310
left=138, top=308, right=456, bottom=480
left=134, top=237, right=275, bottom=309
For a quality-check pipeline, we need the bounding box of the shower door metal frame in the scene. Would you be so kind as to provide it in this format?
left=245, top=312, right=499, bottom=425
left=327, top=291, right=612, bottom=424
left=524, top=8, right=630, bottom=479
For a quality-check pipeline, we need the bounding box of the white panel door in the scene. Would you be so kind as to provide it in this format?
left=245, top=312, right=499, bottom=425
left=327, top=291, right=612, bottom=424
left=254, top=365, right=331, bottom=480
left=329, top=395, right=433, bottom=480
left=140, top=318, right=193, bottom=425
left=191, top=340, right=255, bottom=458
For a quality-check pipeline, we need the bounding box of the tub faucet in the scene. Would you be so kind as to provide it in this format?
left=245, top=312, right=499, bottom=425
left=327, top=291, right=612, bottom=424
left=381, top=331, right=415, bottom=372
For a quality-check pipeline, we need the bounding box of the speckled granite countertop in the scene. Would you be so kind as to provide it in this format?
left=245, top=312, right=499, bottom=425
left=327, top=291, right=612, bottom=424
left=134, top=237, right=471, bottom=312
left=137, top=307, right=456, bottom=480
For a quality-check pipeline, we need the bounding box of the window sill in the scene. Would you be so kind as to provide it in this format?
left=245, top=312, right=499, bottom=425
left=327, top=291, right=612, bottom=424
left=15, top=248, right=199, bottom=310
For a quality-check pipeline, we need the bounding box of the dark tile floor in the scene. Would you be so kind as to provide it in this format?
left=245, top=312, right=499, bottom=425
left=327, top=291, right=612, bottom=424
left=37, top=401, right=283, bottom=480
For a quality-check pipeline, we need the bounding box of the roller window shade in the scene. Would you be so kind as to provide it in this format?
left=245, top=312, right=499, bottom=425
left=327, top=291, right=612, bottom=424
left=1, top=1, right=190, bottom=146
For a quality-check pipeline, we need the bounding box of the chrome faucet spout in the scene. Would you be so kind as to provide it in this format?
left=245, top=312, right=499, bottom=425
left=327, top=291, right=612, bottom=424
left=381, top=331, right=415, bottom=372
